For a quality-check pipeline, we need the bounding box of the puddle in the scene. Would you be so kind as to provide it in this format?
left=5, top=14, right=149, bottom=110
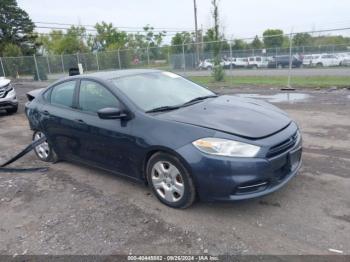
left=236, top=93, right=310, bottom=103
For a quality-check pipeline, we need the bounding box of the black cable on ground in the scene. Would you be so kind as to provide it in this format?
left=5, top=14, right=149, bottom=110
left=0, top=136, right=49, bottom=173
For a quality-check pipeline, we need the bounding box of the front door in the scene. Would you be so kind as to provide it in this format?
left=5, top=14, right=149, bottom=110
left=73, top=79, right=136, bottom=177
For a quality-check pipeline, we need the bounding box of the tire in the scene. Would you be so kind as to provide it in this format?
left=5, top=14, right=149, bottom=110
left=277, top=64, right=283, bottom=69
left=6, top=105, right=18, bottom=114
left=32, top=131, right=58, bottom=162
left=207, top=66, right=213, bottom=70
left=146, top=152, right=196, bottom=209
left=316, top=63, right=323, bottom=67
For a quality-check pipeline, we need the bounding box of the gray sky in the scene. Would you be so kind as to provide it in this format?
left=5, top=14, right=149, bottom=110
left=18, top=0, right=350, bottom=40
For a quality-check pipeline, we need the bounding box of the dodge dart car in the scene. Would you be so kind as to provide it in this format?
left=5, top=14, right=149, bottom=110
left=25, top=69, right=302, bottom=208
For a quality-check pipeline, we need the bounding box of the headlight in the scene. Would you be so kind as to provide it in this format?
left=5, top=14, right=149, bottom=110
left=192, top=138, right=260, bottom=157
left=4, top=83, right=13, bottom=92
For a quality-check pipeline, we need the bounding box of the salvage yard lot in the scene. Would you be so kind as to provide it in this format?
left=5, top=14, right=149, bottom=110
left=0, top=81, right=349, bottom=255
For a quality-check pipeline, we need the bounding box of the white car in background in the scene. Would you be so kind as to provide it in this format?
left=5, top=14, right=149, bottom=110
left=311, top=54, right=342, bottom=67
left=0, top=77, right=18, bottom=114
left=336, top=53, right=350, bottom=66
left=220, top=58, right=232, bottom=69
left=247, top=56, right=269, bottom=68
left=231, top=57, right=248, bottom=68
left=198, top=59, right=214, bottom=70
left=302, top=55, right=316, bottom=67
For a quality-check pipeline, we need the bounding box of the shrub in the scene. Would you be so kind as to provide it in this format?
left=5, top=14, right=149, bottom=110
left=212, top=57, right=225, bottom=82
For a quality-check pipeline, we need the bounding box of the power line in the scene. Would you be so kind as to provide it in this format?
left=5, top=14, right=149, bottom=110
left=35, top=25, right=192, bottom=33
left=34, top=21, right=194, bottom=31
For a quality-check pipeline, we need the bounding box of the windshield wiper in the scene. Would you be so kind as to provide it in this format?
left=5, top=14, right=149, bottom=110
left=146, top=95, right=217, bottom=113
left=145, top=105, right=180, bottom=113
left=181, top=95, right=218, bottom=106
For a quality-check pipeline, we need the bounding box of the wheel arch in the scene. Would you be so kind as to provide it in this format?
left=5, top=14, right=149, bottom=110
left=141, top=146, right=195, bottom=186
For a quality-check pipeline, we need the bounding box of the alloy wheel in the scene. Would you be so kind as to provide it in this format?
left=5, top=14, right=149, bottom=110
left=34, top=131, right=50, bottom=160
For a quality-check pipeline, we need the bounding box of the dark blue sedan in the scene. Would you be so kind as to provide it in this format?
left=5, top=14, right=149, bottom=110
left=25, top=69, right=302, bottom=208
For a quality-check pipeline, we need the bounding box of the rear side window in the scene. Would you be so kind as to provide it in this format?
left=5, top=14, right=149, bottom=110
left=256, top=57, right=262, bottom=61
left=79, top=80, right=120, bottom=113
left=51, top=81, right=76, bottom=107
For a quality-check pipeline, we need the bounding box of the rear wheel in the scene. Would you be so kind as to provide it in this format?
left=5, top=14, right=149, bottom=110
left=32, top=131, right=58, bottom=162
left=277, top=64, right=283, bottom=69
left=147, top=152, right=196, bottom=208
left=316, top=62, right=323, bottom=67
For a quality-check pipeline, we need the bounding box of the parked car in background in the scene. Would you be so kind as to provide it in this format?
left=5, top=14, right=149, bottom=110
left=247, top=56, right=269, bottom=69
left=335, top=53, right=350, bottom=65
left=220, top=58, right=232, bottom=69
left=0, top=77, right=18, bottom=114
left=198, top=59, right=213, bottom=70
left=231, top=57, right=248, bottom=68
left=267, top=55, right=303, bottom=68
left=341, top=56, right=350, bottom=66
left=311, top=54, right=342, bottom=67
left=302, top=55, right=316, bottom=67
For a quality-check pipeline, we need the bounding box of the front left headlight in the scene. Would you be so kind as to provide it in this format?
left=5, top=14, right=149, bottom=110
left=4, top=83, right=13, bottom=92
left=192, top=137, right=260, bottom=157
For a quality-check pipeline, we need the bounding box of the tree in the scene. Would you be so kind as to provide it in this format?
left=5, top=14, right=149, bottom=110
left=211, top=0, right=224, bottom=81
left=263, top=29, right=284, bottom=48
left=91, top=22, right=128, bottom=51
left=2, top=43, right=23, bottom=77
left=251, top=35, right=263, bottom=49
left=171, top=32, right=195, bottom=53
left=0, top=0, right=36, bottom=56
left=292, top=33, right=312, bottom=47
left=232, top=39, right=247, bottom=50
left=39, top=26, right=88, bottom=54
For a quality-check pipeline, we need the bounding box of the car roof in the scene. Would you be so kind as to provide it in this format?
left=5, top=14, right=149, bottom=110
left=84, top=69, right=162, bottom=80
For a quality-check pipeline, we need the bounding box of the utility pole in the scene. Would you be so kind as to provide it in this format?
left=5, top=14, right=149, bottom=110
left=193, top=0, right=199, bottom=65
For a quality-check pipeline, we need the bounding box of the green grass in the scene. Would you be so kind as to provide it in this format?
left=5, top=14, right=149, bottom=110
left=189, top=76, right=350, bottom=88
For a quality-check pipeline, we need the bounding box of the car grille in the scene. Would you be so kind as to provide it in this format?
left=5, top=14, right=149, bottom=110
left=267, top=131, right=299, bottom=158
left=0, top=87, right=6, bottom=98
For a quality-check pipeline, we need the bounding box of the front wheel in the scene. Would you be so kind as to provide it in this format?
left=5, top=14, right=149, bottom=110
left=32, top=131, right=58, bottom=162
left=147, top=152, right=196, bottom=208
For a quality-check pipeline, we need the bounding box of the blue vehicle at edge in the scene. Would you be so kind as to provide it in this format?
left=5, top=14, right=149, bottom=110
left=25, top=69, right=302, bottom=208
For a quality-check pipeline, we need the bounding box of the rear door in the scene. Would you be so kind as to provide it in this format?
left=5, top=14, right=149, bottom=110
left=39, top=79, right=84, bottom=160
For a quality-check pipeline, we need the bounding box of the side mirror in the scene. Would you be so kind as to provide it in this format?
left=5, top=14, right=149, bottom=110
left=97, top=107, right=128, bottom=120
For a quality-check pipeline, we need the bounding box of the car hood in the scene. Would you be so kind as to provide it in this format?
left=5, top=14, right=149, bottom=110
left=156, top=95, right=291, bottom=139
left=0, top=77, right=10, bottom=87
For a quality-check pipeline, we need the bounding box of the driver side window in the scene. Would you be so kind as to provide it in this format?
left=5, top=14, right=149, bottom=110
left=79, top=80, right=120, bottom=113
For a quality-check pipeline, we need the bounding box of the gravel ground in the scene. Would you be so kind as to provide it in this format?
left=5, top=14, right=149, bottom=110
left=0, top=80, right=349, bottom=255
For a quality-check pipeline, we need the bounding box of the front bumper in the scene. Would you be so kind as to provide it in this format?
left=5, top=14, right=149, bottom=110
left=176, top=125, right=302, bottom=202
left=0, top=89, right=18, bottom=109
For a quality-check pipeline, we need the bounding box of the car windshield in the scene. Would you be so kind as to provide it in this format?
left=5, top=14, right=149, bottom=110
left=111, top=72, right=215, bottom=111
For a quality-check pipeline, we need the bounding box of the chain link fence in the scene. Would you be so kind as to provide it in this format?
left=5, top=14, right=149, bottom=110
left=1, top=33, right=350, bottom=83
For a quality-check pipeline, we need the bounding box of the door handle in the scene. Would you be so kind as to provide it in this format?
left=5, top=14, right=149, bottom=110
left=42, top=110, right=50, bottom=116
left=74, top=119, right=85, bottom=124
